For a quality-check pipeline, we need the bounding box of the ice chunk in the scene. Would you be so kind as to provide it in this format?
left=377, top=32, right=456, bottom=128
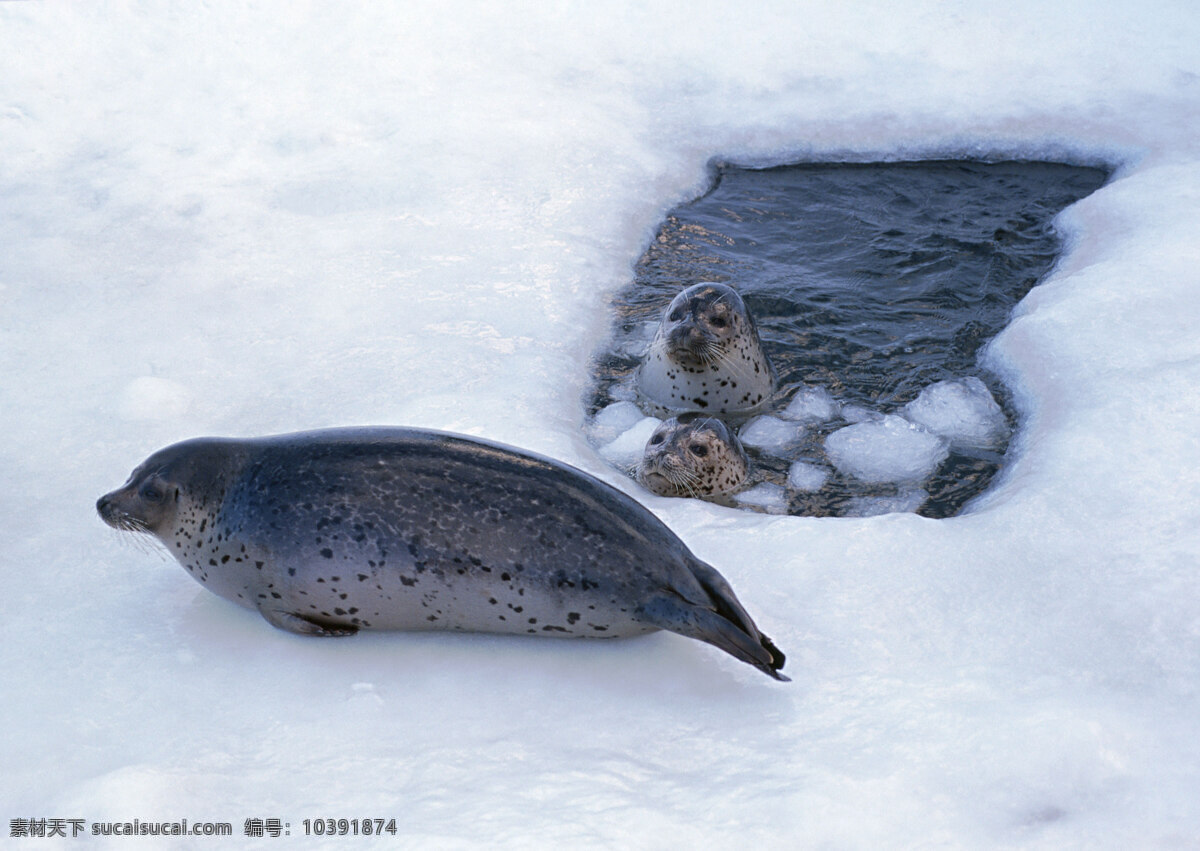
left=780, top=386, right=840, bottom=423
left=824, top=415, right=950, bottom=484
left=841, top=404, right=880, bottom=424
left=902, top=377, right=1010, bottom=450
left=598, top=416, right=662, bottom=469
left=787, top=461, right=830, bottom=492
left=845, top=489, right=929, bottom=517
left=733, top=482, right=789, bottom=514
left=739, top=415, right=804, bottom=455
left=589, top=401, right=646, bottom=444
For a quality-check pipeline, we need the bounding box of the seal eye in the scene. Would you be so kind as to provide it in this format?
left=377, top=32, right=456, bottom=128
left=689, top=443, right=709, bottom=457
left=139, top=482, right=164, bottom=503
left=669, top=310, right=683, bottom=322
left=710, top=316, right=728, bottom=328
left=649, top=434, right=665, bottom=445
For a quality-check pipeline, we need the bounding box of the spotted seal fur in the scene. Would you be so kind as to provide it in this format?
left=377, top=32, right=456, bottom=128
left=637, top=282, right=775, bottom=418
left=96, top=427, right=787, bottom=680
left=637, top=415, right=750, bottom=499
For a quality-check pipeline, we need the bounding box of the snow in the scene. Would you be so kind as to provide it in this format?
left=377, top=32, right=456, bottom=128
left=4, top=1, right=1200, bottom=847
left=903, top=377, right=1010, bottom=450
left=825, top=415, right=951, bottom=484
left=587, top=400, right=645, bottom=444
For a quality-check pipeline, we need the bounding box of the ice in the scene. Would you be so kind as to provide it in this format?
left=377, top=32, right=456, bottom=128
left=903, top=377, right=1011, bottom=450
left=780, top=386, right=840, bottom=423
left=738, top=414, right=804, bottom=455
left=588, top=401, right=646, bottom=444
left=5, top=1, right=1200, bottom=846
left=845, top=489, right=929, bottom=517
left=841, top=404, right=880, bottom=424
left=787, top=460, right=830, bottom=492
left=733, top=482, right=789, bottom=514
left=597, top=416, right=662, bottom=469
left=825, top=415, right=950, bottom=484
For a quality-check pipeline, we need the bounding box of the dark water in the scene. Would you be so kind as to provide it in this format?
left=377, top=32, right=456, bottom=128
left=589, top=160, right=1111, bottom=518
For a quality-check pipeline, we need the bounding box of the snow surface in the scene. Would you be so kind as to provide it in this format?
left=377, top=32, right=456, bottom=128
left=4, top=1, right=1200, bottom=847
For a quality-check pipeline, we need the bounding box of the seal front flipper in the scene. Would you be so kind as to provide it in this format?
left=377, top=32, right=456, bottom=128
left=258, top=607, right=359, bottom=638
left=635, top=593, right=789, bottom=681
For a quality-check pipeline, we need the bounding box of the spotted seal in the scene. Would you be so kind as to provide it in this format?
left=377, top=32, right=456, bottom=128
left=637, top=415, right=750, bottom=499
left=637, top=282, right=775, bottom=418
left=96, top=427, right=787, bottom=680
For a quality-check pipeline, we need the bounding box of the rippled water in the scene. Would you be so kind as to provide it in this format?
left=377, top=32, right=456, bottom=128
left=589, top=160, right=1111, bottom=517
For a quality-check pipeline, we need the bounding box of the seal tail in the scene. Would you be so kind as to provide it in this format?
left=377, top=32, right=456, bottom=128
left=637, top=559, right=789, bottom=681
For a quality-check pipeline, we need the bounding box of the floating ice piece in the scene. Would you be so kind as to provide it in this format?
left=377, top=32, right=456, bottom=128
left=780, top=386, right=840, bottom=423
left=733, top=482, right=789, bottom=514
left=845, top=489, right=929, bottom=517
left=598, top=416, right=662, bottom=469
left=589, top=401, right=646, bottom=444
left=841, top=404, right=880, bottom=424
left=739, top=415, right=804, bottom=455
left=117, top=377, right=192, bottom=421
left=824, top=415, right=950, bottom=484
left=902, top=377, right=1010, bottom=450
left=787, top=461, right=829, bottom=492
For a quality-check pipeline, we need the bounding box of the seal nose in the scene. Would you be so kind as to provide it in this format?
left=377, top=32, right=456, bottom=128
left=96, top=494, right=112, bottom=518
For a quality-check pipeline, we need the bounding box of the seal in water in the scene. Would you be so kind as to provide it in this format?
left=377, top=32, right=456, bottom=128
left=637, top=282, right=775, bottom=418
left=97, top=427, right=787, bottom=680
left=637, top=415, right=750, bottom=499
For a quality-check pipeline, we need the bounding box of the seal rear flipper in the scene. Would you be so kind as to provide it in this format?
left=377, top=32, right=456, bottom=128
left=258, top=607, right=359, bottom=638
left=635, top=595, right=789, bottom=681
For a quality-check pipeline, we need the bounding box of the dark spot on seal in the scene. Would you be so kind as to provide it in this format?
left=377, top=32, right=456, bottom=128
left=567, top=612, right=580, bottom=624
left=400, top=576, right=417, bottom=587
left=320, top=548, right=333, bottom=559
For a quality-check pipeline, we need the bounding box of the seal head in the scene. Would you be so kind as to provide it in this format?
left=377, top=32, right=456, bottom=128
left=637, top=282, right=775, bottom=417
left=98, top=427, right=787, bottom=680
left=637, top=415, right=750, bottom=498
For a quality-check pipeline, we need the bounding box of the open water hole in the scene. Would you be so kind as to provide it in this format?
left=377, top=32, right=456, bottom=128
left=588, top=160, right=1111, bottom=518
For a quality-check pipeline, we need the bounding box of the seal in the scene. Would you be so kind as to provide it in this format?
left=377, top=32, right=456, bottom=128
left=97, top=427, right=787, bottom=680
left=637, top=415, right=750, bottom=499
left=637, top=282, right=775, bottom=418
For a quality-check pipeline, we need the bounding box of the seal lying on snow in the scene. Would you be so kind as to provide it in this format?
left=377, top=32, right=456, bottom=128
left=97, top=427, right=787, bottom=680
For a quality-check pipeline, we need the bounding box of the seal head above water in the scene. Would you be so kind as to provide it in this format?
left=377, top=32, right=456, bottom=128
left=637, top=415, right=750, bottom=499
left=638, top=282, right=775, bottom=418
left=97, top=427, right=787, bottom=680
